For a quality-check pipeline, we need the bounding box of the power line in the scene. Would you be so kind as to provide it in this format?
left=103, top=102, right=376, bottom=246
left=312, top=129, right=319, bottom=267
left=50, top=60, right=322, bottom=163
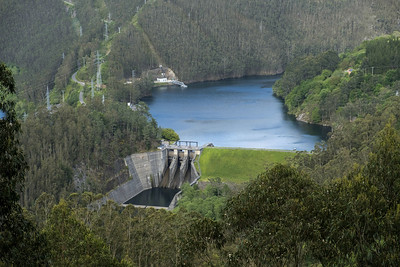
left=91, top=79, right=94, bottom=98
left=46, top=86, right=51, bottom=111
left=104, top=22, right=108, bottom=40
left=17, top=59, right=98, bottom=97
left=15, top=48, right=106, bottom=95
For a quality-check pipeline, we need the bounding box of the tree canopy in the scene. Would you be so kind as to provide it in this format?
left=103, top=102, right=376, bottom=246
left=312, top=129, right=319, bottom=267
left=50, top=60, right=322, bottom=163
left=0, top=62, right=48, bottom=265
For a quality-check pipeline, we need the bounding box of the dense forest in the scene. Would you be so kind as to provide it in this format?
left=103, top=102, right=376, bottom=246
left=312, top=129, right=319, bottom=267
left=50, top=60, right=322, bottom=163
left=2, top=0, right=400, bottom=265
left=20, top=99, right=160, bottom=207
left=0, top=0, right=76, bottom=103
left=274, top=34, right=400, bottom=181
left=1, top=0, right=400, bottom=105
left=2, top=33, right=400, bottom=265
left=4, top=113, right=400, bottom=266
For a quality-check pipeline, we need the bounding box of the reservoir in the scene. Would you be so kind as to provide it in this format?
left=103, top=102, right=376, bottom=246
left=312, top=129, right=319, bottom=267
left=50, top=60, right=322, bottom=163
left=144, top=76, right=329, bottom=151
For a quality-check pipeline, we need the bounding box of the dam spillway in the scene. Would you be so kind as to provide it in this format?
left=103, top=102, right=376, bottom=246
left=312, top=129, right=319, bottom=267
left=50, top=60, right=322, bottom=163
left=99, top=142, right=207, bottom=207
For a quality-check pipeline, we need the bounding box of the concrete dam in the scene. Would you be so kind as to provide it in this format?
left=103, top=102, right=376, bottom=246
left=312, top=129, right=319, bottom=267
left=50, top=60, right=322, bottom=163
left=100, top=141, right=207, bottom=206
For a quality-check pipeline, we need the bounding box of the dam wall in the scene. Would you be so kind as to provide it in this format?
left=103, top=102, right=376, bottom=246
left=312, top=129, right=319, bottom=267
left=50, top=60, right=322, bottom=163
left=100, top=150, right=168, bottom=204
left=99, top=141, right=209, bottom=206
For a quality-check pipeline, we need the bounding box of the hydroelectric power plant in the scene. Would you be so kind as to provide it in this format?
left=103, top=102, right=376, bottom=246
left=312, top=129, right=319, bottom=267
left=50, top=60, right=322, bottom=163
left=99, top=141, right=211, bottom=209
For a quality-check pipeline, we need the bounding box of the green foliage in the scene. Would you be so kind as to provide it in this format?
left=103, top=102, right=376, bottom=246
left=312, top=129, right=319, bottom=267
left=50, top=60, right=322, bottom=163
left=161, top=128, right=180, bottom=142
left=2, top=2, right=400, bottom=266
left=107, top=24, right=157, bottom=79
left=0, top=63, right=24, bottom=211
left=365, top=122, right=400, bottom=204
left=274, top=34, right=400, bottom=125
left=44, top=199, right=121, bottom=266
left=134, top=75, right=154, bottom=97
left=2, top=0, right=400, bottom=107
left=311, top=107, right=321, bottom=123
left=43, top=198, right=224, bottom=267
left=20, top=124, right=400, bottom=266
left=224, top=164, right=321, bottom=266
left=176, top=179, right=232, bottom=221
left=179, top=216, right=225, bottom=266
left=363, top=35, right=400, bottom=74
left=0, top=63, right=48, bottom=265
left=0, top=0, right=76, bottom=102
left=20, top=99, right=160, bottom=206
left=314, top=124, right=400, bottom=266
left=273, top=51, right=340, bottom=99
left=279, top=34, right=400, bottom=182
left=223, top=127, right=400, bottom=265
left=136, top=0, right=396, bottom=82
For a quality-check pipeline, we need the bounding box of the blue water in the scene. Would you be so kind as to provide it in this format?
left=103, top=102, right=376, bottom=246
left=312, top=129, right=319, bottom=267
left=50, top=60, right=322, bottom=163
left=144, top=76, right=329, bottom=151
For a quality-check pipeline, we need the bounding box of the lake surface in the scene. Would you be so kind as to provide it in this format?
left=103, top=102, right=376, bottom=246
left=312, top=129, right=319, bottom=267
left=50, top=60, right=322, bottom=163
left=144, top=76, right=329, bottom=151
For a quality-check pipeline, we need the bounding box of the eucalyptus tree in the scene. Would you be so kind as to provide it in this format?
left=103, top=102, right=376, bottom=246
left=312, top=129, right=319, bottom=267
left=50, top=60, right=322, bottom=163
left=0, top=62, right=48, bottom=264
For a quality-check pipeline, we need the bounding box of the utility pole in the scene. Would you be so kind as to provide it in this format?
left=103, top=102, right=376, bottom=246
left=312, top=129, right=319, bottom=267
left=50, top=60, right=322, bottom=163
left=96, top=51, right=100, bottom=69
left=46, top=86, right=51, bottom=111
left=62, top=90, right=65, bottom=103
left=131, top=70, right=135, bottom=104
left=91, top=79, right=94, bottom=98
left=97, top=67, right=102, bottom=89
left=105, top=22, right=108, bottom=40
left=96, top=51, right=102, bottom=89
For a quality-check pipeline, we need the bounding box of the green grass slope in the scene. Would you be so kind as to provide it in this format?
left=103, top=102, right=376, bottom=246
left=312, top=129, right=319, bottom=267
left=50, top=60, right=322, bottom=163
left=199, top=148, right=295, bottom=183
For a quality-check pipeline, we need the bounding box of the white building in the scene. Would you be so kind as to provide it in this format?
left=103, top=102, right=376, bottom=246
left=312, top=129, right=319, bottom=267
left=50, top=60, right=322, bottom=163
left=156, top=77, right=168, bottom=83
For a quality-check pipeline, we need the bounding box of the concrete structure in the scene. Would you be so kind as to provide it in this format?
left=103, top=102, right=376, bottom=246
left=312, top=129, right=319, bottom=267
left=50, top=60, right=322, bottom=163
left=156, top=77, right=168, bottom=83
left=99, top=141, right=209, bottom=208
left=154, top=78, right=187, bottom=88
left=159, top=142, right=201, bottom=188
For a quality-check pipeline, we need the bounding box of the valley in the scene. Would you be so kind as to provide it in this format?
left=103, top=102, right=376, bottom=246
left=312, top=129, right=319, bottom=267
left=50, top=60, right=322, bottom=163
left=1, top=0, right=400, bottom=265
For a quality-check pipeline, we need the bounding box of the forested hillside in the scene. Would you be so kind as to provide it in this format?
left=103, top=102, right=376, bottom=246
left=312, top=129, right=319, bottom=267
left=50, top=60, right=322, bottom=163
left=14, top=131, right=400, bottom=265
left=0, top=0, right=76, bottom=102
left=20, top=100, right=160, bottom=207
left=274, top=34, right=400, bottom=181
left=2, top=1, right=400, bottom=265
left=1, top=0, right=400, bottom=105
left=138, top=0, right=400, bottom=82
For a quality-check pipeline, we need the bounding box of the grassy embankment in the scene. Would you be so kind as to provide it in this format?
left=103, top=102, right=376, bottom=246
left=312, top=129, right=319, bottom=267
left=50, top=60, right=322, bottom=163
left=199, top=147, right=295, bottom=183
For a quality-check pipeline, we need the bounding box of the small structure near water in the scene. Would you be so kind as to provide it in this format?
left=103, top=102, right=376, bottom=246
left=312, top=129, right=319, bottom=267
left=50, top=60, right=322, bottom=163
left=152, top=65, right=187, bottom=87
left=154, top=78, right=187, bottom=88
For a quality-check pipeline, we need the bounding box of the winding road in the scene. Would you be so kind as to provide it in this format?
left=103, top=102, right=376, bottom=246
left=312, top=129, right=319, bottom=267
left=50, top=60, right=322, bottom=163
left=72, top=71, right=86, bottom=105
left=72, top=71, right=85, bottom=86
